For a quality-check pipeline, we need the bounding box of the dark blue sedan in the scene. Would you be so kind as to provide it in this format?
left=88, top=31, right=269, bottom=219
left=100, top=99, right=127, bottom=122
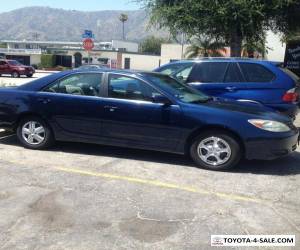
left=0, top=69, right=299, bottom=170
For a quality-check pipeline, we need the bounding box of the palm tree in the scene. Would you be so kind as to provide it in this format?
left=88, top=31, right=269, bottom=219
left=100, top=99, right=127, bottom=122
left=119, top=14, right=128, bottom=40
left=185, top=36, right=227, bottom=58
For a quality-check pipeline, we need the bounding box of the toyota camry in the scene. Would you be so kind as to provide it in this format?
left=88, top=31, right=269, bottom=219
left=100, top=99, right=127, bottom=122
left=0, top=69, right=299, bottom=170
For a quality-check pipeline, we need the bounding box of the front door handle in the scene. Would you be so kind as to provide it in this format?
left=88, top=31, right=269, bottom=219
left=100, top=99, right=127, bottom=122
left=104, top=106, right=119, bottom=112
left=225, top=86, right=237, bottom=92
left=37, top=98, right=51, bottom=104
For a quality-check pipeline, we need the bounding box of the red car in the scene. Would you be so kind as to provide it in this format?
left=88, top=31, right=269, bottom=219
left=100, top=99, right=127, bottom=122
left=0, top=59, right=35, bottom=78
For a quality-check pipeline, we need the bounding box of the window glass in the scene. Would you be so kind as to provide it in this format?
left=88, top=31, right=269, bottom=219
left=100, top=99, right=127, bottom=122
left=157, top=64, right=187, bottom=75
left=44, top=73, right=102, bottom=96
left=146, top=73, right=210, bottom=103
left=175, top=65, right=193, bottom=82
left=239, top=63, right=275, bottom=82
left=224, top=63, right=243, bottom=82
left=8, top=60, right=22, bottom=66
left=187, top=62, right=229, bottom=83
left=108, top=75, right=160, bottom=101
left=0, top=61, right=7, bottom=65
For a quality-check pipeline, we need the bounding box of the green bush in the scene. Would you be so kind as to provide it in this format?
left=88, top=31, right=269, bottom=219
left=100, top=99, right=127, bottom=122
left=40, top=54, right=55, bottom=68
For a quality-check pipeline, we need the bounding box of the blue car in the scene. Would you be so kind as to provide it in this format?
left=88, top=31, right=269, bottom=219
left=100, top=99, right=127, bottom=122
left=154, top=59, right=300, bottom=119
left=0, top=69, right=299, bottom=170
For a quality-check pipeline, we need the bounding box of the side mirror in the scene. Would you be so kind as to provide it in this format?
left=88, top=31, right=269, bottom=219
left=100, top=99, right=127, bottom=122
left=152, top=94, right=172, bottom=105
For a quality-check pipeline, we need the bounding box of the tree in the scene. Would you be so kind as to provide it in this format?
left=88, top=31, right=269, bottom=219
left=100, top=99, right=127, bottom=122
left=140, top=36, right=167, bottom=55
left=138, top=0, right=300, bottom=57
left=119, top=13, right=128, bottom=40
left=185, top=36, right=226, bottom=58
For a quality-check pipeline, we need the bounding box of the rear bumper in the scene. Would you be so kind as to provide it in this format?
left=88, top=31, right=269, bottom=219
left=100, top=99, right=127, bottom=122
left=245, top=131, right=299, bottom=160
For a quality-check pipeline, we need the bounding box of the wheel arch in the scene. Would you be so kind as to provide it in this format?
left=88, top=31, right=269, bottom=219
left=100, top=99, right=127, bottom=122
left=184, top=125, right=245, bottom=155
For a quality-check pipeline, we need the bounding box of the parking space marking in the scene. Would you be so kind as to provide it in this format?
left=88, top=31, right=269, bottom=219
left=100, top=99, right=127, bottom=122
left=2, top=158, right=300, bottom=232
left=55, top=166, right=263, bottom=204
left=0, top=158, right=263, bottom=204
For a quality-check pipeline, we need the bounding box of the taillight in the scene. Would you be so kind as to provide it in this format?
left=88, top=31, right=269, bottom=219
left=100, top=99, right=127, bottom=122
left=282, top=88, right=299, bottom=102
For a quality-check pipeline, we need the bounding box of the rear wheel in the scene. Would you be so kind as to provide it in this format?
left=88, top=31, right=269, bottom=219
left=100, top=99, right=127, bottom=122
left=11, top=71, right=20, bottom=78
left=17, top=116, right=55, bottom=149
left=190, top=131, right=242, bottom=170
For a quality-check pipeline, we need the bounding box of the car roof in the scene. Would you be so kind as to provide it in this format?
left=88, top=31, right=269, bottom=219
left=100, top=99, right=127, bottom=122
left=163, top=58, right=280, bottom=65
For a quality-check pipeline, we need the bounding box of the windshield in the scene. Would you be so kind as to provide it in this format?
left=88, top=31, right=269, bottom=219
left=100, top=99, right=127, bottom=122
left=146, top=73, right=210, bottom=103
left=8, top=60, right=23, bottom=66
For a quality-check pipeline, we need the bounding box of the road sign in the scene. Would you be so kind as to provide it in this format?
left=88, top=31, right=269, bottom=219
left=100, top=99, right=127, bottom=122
left=83, top=38, right=94, bottom=51
left=82, top=30, right=94, bottom=39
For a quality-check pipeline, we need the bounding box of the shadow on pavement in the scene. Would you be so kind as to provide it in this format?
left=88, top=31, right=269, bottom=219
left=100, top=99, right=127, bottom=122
left=1, top=134, right=300, bottom=176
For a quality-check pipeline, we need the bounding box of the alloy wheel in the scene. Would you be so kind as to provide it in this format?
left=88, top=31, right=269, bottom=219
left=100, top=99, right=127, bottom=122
left=21, top=121, right=46, bottom=145
left=197, top=136, right=232, bottom=166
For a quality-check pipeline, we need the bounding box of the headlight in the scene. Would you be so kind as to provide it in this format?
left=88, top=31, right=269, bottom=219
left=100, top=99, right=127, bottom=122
left=248, top=119, right=290, bottom=132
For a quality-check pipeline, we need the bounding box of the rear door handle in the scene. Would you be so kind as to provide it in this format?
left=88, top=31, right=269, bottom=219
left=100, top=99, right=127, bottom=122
left=37, top=98, right=51, bottom=104
left=104, top=106, right=119, bottom=112
left=225, top=86, right=237, bottom=92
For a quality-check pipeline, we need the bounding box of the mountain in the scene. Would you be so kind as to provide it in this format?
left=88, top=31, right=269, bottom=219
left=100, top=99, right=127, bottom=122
left=0, top=7, right=168, bottom=42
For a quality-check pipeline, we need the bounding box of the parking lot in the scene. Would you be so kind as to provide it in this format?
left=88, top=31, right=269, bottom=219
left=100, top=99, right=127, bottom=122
left=0, top=112, right=299, bottom=249
left=0, top=71, right=54, bottom=87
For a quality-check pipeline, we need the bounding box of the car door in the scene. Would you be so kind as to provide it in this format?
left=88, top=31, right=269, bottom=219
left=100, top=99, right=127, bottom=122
left=100, top=73, right=183, bottom=151
left=186, top=62, right=228, bottom=97
left=33, top=72, right=104, bottom=141
left=238, top=62, right=279, bottom=104
left=0, top=61, right=9, bottom=74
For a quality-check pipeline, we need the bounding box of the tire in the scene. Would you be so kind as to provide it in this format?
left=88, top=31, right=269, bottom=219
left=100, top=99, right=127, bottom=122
left=17, top=116, right=55, bottom=150
left=26, top=74, right=33, bottom=78
left=11, top=71, right=20, bottom=78
left=190, top=131, right=242, bottom=170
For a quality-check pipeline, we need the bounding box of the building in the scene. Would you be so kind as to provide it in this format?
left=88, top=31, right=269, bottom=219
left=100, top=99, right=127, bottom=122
left=0, top=40, right=139, bottom=67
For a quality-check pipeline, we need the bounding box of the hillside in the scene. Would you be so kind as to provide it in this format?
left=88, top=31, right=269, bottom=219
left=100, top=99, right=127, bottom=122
left=0, top=7, right=167, bottom=42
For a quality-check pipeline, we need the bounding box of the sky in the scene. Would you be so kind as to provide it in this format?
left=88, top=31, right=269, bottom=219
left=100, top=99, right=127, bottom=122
left=0, top=0, right=141, bottom=13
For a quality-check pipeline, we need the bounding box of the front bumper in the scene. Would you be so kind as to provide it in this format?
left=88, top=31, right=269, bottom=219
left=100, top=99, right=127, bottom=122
left=245, top=131, right=299, bottom=160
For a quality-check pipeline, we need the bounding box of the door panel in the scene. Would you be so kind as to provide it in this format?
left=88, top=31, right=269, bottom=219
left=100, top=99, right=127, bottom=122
left=35, top=73, right=104, bottom=139
left=101, top=74, right=183, bottom=151
left=34, top=93, right=104, bottom=138
left=188, top=62, right=249, bottom=99
left=238, top=62, right=279, bottom=104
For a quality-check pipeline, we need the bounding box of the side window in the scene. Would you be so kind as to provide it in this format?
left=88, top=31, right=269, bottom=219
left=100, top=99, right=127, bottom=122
left=187, top=62, right=229, bottom=83
left=239, top=63, right=275, bottom=82
left=157, top=64, right=186, bottom=75
left=224, top=63, right=244, bottom=82
left=175, top=65, right=193, bottom=82
left=108, top=75, right=160, bottom=101
left=0, top=61, right=7, bottom=66
left=44, top=73, right=102, bottom=97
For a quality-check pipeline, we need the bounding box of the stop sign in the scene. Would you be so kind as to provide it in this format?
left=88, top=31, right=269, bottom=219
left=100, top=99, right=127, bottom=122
left=83, top=38, right=94, bottom=51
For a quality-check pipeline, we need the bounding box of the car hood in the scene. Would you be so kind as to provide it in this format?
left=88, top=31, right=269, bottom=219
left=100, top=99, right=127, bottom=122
left=196, top=97, right=291, bottom=122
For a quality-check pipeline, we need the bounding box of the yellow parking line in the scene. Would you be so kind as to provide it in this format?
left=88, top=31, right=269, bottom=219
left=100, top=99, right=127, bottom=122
left=2, top=158, right=263, bottom=204
left=55, top=166, right=263, bottom=204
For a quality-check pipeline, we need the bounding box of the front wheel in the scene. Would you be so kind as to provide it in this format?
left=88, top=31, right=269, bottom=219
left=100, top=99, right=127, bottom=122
left=11, top=71, right=20, bottom=78
left=17, top=116, right=55, bottom=149
left=26, top=74, right=33, bottom=78
left=190, top=131, right=242, bottom=170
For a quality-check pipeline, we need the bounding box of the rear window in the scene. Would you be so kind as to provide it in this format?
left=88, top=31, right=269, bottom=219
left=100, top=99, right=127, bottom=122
left=187, top=62, right=229, bottom=83
left=239, top=63, right=275, bottom=82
